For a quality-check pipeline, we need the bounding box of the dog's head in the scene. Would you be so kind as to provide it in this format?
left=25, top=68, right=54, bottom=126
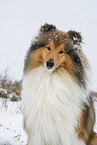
left=24, top=23, right=89, bottom=88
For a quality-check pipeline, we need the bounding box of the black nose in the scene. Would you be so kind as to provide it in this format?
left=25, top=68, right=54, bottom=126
left=46, top=59, right=54, bottom=69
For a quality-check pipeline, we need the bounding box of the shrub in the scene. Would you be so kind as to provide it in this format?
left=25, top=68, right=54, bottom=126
left=0, top=71, right=22, bottom=101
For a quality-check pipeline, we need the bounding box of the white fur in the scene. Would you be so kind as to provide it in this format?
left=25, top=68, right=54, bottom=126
left=22, top=66, right=89, bottom=145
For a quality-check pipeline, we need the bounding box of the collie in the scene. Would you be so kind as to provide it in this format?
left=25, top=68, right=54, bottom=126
left=22, top=24, right=97, bottom=145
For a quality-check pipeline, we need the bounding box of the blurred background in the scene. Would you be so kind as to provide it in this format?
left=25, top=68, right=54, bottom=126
left=0, top=0, right=97, bottom=91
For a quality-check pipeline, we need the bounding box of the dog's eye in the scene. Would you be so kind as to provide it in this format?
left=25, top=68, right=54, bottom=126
left=47, top=47, right=51, bottom=50
left=59, top=51, right=64, bottom=54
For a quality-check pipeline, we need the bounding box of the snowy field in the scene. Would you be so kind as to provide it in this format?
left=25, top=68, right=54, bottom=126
left=0, top=98, right=97, bottom=145
left=0, top=99, right=27, bottom=145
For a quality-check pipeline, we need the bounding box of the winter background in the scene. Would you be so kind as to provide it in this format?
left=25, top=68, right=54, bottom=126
left=0, top=0, right=97, bottom=144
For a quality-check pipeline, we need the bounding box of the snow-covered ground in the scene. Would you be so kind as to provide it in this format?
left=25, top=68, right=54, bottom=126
left=0, top=99, right=27, bottom=145
left=0, top=98, right=97, bottom=145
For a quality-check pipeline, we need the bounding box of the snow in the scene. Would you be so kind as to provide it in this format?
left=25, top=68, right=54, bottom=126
left=0, top=98, right=97, bottom=145
left=0, top=99, right=27, bottom=145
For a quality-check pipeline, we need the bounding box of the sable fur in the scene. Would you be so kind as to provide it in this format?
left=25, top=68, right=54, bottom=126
left=24, top=24, right=88, bottom=87
left=87, top=132, right=97, bottom=145
left=76, top=96, right=95, bottom=143
left=76, top=92, right=97, bottom=145
left=22, top=23, right=97, bottom=145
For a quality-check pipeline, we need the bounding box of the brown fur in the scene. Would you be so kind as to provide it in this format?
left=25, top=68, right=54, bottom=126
left=77, top=99, right=95, bottom=142
left=87, top=132, right=97, bottom=145
left=24, top=24, right=84, bottom=73
left=77, top=92, right=97, bottom=145
left=24, top=24, right=89, bottom=89
left=24, top=24, right=97, bottom=144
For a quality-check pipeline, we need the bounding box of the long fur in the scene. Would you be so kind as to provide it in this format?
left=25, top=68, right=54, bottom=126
left=22, top=24, right=97, bottom=145
left=22, top=67, right=88, bottom=145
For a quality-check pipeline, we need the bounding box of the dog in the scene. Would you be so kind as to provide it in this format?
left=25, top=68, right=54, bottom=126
left=22, top=23, right=97, bottom=145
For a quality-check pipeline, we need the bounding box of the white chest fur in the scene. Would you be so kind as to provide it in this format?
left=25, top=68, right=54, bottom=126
left=22, top=66, right=88, bottom=145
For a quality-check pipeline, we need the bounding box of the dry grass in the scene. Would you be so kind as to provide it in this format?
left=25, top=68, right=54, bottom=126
left=0, top=71, right=22, bottom=101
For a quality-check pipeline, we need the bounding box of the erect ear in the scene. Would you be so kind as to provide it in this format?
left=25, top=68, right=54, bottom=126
left=40, top=23, right=56, bottom=33
left=67, top=30, right=82, bottom=45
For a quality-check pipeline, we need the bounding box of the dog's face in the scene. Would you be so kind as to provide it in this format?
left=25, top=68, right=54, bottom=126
left=43, top=41, right=72, bottom=72
left=24, top=24, right=89, bottom=88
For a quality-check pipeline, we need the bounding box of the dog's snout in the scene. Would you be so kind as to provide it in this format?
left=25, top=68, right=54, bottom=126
left=46, top=59, right=54, bottom=69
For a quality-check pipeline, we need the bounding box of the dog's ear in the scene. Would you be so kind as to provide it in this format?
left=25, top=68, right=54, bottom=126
left=40, top=23, right=56, bottom=33
left=67, top=30, right=82, bottom=45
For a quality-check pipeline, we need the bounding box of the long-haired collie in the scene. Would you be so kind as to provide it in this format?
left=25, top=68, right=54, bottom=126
left=22, top=24, right=97, bottom=145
